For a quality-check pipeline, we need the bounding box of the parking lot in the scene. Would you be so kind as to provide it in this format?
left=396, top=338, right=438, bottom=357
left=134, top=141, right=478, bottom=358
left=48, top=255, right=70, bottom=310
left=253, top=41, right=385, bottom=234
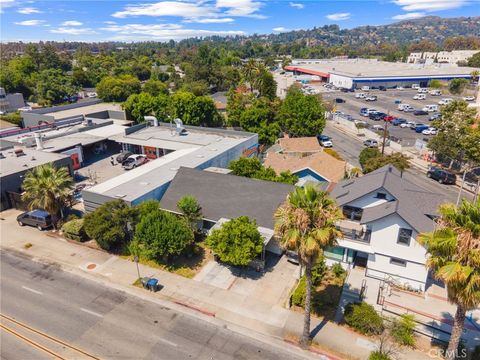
left=320, top=87, right=469, bottom=145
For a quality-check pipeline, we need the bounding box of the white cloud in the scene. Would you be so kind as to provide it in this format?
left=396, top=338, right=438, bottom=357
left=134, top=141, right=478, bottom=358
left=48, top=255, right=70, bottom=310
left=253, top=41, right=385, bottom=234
left=50, top=27, right=96, bottom=35
left=326, top=12, right=351, bottom=21
left=104, top=21, right=116, bottom=25
left=273, top=27, right=290, bottom=32
left=112, top=1, right=217, bottom=19
left=393, top=0, right=468, bottom=12
left=61, top=20, right=83, bottom=26
left=101, top=23, right=245, bottom=41
left=184, top=17, right=235, bottom=23
left=392, top=12, right=426, bottom=20
left=0, top=0, right=15, bottom=13
left=289, top=2, right=304, bottom=9
left=14, top=19, right=46, bottom=26
left=18, top=7, right=42, bottom=14
left=216, top=0, right=263, bottom=17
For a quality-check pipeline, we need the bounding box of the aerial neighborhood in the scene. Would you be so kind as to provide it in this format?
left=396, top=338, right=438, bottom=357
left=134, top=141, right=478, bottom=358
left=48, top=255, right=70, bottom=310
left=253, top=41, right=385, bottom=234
left=0, top=4, right=479, bottom=360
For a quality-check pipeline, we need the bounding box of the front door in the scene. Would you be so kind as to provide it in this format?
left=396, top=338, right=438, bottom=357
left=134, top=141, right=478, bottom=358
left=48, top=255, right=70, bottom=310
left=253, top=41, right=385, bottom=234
left=353, top=251, right=368, bottom=268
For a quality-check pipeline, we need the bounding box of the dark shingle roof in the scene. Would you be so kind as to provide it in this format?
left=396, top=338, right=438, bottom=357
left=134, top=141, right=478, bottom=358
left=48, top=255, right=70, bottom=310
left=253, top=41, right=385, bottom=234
left=331, top=165, right=444, bottom=233
left=160, top=167, right=294, bottom=229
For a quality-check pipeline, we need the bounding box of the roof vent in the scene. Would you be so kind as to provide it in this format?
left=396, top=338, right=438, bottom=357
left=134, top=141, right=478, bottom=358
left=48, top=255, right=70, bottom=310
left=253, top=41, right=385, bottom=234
left=115, top=194, right=126, bottom=198
left=209, top=148, right=218, bottom=151
left=139, top=181, right=149, bottom=185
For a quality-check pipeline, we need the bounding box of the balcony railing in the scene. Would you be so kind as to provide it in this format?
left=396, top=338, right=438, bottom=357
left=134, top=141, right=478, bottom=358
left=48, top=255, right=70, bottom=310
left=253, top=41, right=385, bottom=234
left=336, top=219, right=371, bottom=243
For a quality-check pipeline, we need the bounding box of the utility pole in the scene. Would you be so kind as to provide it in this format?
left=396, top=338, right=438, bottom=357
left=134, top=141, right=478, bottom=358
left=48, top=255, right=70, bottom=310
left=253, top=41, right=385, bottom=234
left=381, top=112, right=388, bottom=156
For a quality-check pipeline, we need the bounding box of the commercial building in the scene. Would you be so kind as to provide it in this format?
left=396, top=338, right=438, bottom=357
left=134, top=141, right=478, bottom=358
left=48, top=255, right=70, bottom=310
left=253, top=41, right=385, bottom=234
left=0, top=145, right=72, bottom=210
left=407, top=50, right=479, bottom=65
left=328, top=165, right=444, bottom=292
left=82, top=122, right=258, bottom=212
left=285, top=58, right=480, bottom=89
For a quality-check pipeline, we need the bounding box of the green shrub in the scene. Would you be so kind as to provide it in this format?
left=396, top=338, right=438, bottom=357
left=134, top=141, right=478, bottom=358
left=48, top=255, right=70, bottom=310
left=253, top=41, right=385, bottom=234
left=331, top=263, right=346, bottom=278
left=312, top=257, right=327, bottom=286
left=368, top=351, right=391, bottom=360
left=324, top=148, right=344, bottom=161
left=391, top=314, right=416, bottom=347
left=292, top=276, right=306, bottom=307
left=62, top=218, right=86, bottom=242
left=344, top=302, right=384, bottom=335
left=0, top=112, right=22, bottom=126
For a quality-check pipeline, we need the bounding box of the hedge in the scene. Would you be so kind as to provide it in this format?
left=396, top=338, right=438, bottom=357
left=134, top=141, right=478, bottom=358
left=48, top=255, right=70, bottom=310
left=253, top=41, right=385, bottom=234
left=344, top=302, right=384, bottom=335
left=61, top=218, right=87, bottom=242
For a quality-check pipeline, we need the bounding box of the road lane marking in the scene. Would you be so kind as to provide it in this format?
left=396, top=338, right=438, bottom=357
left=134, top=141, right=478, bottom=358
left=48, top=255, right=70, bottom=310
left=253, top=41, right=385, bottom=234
left=21, top=286, right=43, bottom=295
left=158, top=337, right=178, bottom=347
left=80, top=308, right=104, bottom=318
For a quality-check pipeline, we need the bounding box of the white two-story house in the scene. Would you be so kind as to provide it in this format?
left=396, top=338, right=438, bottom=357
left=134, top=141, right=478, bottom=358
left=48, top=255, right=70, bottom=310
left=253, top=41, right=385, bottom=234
left=328, top=165, right=445, bottom=292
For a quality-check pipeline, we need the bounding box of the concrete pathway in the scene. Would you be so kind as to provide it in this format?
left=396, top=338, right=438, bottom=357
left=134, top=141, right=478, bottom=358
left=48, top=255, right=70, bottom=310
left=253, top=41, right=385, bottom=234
left=1, top=209, right=440, bottom=360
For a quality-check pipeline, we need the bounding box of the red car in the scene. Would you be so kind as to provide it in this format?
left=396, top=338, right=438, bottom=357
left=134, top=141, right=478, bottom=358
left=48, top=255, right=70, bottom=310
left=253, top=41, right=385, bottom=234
left=384, top=115, right=396, bottom=122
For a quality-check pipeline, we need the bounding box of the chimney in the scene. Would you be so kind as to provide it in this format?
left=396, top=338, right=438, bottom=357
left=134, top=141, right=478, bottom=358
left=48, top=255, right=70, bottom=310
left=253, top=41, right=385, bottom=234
left=34, top=132, right=43, bottom=150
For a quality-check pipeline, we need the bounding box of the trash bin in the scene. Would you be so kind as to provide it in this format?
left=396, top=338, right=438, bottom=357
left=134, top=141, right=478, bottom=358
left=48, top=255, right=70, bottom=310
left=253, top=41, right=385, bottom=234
left=147, top=278, right=158, bottom=292
left=141, top=277, right=150, bottom=289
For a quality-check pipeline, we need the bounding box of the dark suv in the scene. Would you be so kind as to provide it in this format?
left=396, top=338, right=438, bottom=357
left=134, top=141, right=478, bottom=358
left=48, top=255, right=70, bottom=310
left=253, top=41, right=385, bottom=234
left=427, top=167, right=457, bottom=185
left=17, top=210, right=52, bottom=230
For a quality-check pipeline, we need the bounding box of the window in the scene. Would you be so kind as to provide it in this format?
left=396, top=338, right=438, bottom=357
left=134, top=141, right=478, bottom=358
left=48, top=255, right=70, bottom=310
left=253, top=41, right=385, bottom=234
left=397, top=228, right=412, bottom=246
left=390, top=258, right=407, bottom=267
left=376, top=192, right=387, bottom=199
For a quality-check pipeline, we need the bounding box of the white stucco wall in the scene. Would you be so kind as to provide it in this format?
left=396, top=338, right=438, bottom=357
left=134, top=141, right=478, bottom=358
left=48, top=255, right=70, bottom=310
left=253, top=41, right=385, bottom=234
left=347, top=188, right=394, bottom=209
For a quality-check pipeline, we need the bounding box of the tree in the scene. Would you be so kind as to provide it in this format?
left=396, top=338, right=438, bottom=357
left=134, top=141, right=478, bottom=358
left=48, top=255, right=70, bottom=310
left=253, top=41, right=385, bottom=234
left=448, top=78, right=469, bottom=95
left=256, top=67, right=277, bottom=100
left=21, top=164, right=73, bottom=227
left=417, top=200, right=480, bottom=360
left=130, top=208, right=193, bottom=262
left=171, top=91, right=222, bottom=127
left=363, top=153, right=410, bottom=174
left=123, top=93, right=158, bottom=123
left=278, top=87, right=326, bottom=136
left=142, top=79, right=168, bottom=96
left=359, top=147, right=381, bottom=169
left=228, top=157, right=298, bottom=185
left=429, top=79, right=443, bottom=89
left=467, top=52, right=480, bottom=68
left=274, top=186, right=342, bottom=347
left=206, top=216, right=263, bottom=266
left=97, top=75, right=141, bottom=102
left=32, top=69, right=78, bottom=106
left=84, top=200, right=138, bottom=251
left=177, top=195, right=202, bottom=232
left=242, top=59, right=260, bottom=92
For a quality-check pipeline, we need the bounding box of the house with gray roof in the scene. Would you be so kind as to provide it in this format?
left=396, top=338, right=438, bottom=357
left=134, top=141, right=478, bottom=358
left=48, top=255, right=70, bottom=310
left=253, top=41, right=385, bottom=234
left=328, top=165, right=445, bottom=292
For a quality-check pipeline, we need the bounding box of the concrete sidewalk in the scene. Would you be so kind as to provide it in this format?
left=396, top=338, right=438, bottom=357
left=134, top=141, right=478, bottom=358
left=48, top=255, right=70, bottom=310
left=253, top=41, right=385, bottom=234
left=0, top=209, right=438, bottom=360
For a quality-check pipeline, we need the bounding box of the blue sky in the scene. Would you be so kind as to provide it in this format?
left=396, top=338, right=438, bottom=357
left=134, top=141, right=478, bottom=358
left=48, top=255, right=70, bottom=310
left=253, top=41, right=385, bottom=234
left=1, top=0, right=479, bottom=42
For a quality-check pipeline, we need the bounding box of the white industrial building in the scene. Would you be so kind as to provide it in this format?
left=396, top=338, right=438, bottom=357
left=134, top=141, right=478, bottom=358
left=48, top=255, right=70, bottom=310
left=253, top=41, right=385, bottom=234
left=407, top=50, right=479, bottom=64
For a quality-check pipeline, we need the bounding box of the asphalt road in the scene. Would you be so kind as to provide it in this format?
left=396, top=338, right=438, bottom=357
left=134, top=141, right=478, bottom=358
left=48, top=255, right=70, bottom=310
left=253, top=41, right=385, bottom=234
left=323, top=122, right=473, bottom=204
left=0, top=250, right=314, bottom=360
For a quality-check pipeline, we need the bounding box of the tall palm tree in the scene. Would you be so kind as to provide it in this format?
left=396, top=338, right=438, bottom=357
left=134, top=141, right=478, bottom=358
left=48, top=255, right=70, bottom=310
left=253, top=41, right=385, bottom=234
left=22, top=163, right=73, bottom=227
left=242, top=59, right=260, bottom=92
left=418, top=199, right=480, bottom=360
left=274, top=186, right=342, bottom=347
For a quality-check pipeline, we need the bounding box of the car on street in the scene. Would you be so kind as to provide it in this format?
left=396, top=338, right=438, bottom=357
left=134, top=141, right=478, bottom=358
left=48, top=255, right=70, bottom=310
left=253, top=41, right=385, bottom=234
left=17, top=210, right=52, bottom=230
left=413, top=94, right=426, bottom=100
left=413, top=110, right=428, bottom=116
left=122, top=154, right=147, bottom=170
left=363, top=139, right=379, bottom=147
left=317, top=134, right=333, bottom=148
left=116, top=151, right=133, bottom=163
left=422, top=127, right=437, bottom=135
left=427, top=167, right=456, bottom=185
left=365, top=95, right=377, bottom=101
left=463, top=96, right=475, bottom=101
left=392, top=118, right=407, bottom=126
left=415, top=124, right=430, bottom=133
left=429, top=113, right=442, bottom=121
left=335, top=98, right=346, bottom=103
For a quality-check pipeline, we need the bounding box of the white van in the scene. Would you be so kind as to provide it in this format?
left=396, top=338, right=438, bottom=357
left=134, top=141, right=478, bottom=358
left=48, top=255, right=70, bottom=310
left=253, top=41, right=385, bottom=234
left=355, top=92, right=366, bottom=99
left=417, top=88, right=428, bottom=93
left=361, top=86, right=370, bottom=91
left=422, top=104, right=439, bottom=112
left=411, top=84, right=420, bottom=89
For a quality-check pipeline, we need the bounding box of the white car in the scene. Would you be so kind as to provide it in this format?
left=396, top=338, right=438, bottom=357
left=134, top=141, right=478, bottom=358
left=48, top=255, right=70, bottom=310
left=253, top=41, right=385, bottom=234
left=463, top=96, right=475, bottom=101
left=318, top=135, right=333, bottom=148
left=417, top=88, right=428, bottom=93
left=122, top=154, right=147, bottom=170
left=400, top=121, right=416, bottom=128
left=438, top=98, right=453, bottom=105
left=396, top=86, right=404, bottom=90
left=413, top=94, right=426, bottom=100
left=422, top=127, right=437, bottom=135
left=429, top=90, right=442, bottom=96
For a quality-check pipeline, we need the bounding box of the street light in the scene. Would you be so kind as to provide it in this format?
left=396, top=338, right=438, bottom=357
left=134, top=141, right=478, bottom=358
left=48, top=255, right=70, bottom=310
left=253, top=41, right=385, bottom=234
left=456, top=166, right=480, bottom=207
left=134, top=255, right=141, bottom=280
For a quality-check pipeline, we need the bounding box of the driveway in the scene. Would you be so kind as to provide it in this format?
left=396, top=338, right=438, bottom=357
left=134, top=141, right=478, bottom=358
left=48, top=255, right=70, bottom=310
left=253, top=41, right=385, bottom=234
left=194, top=255, right=298, bottom=307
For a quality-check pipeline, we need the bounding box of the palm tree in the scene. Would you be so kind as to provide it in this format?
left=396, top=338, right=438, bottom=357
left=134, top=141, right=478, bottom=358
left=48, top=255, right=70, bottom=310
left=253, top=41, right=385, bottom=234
left=22, top=163, right=73, bottom=228
left=242, top=59, right=260, bottom=92
left=417, top=200, right=480, bottom=360
left=274, top=186, right=342, bottom=347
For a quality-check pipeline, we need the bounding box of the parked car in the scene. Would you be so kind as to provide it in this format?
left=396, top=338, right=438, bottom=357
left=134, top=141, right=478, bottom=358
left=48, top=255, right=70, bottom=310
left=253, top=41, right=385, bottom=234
left=438, top=98, right=453, bottom=105
left=411, top=84, right=420, bottom=89
left=417, top=88, right=428, bottom=93
left=463, top=96, right=475, bottom=101
left=427, top=167, right=456, bottom=185
left=116, top=151, right=133, bottom=163
left=335, top=98, right=346, bottom=103
left=372, top=124, right=384, bottom=131
left=429, top=90, right=442, bottom=96
left=400, top=121, right=417, bottom=128
left=403, top=106, right=415, bottom=112
left=122, top=154, right=147, bottom=170
left=422, top=127, right=437, bottom=135
left=392, top=118, right=407, bottom=126
left=365, top=96, right=377, bottom=101
left=363, top=139, right=379, bottom=148
left=413, top=110, right=428, bottom=116
left=361, top=86, right=370, bottom=91
left=413, top=94, right=426, bottom=100
left=397, top=86, right=404, bottom=90
left=355, top=93, right=367, bottom=99
left=317, top=134, right=333, bottom=148
left=429, top=113, right=442, bottom=121
left=415, top=124, right=430, bottom=133
left=369, top=112, right=386, bottom=121
left=422, top=104, right=439, bottom=112
left=383, top=115, right=396, bottom=122
left=354, top=119, right=367, bottom=126
left=379, top=86, right=387, bottom=91
left=17, top=210, right=52, bottom=230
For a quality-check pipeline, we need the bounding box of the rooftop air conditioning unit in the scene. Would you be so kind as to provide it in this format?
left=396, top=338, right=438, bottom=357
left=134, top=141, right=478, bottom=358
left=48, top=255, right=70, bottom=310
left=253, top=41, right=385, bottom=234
left=18, top=135, right=35, bottom=147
